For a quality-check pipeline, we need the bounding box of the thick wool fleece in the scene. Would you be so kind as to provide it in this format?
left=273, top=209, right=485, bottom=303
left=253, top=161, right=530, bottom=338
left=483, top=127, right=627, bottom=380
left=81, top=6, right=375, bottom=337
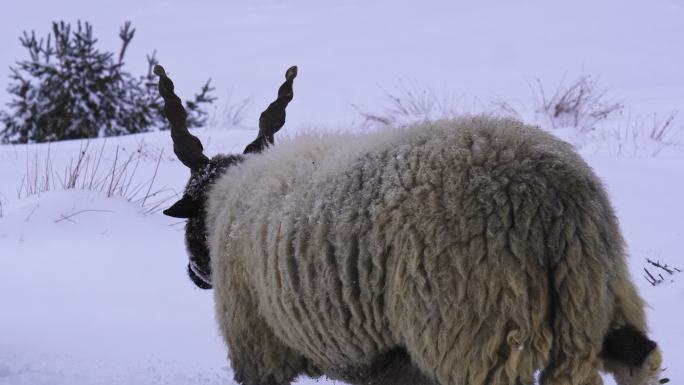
left=206, top=117, right=649, bottom=385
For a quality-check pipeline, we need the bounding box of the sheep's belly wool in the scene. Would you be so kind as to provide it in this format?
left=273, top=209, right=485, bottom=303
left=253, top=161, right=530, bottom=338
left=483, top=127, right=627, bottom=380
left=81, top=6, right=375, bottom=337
left=206, top=117, right=645, bottom=385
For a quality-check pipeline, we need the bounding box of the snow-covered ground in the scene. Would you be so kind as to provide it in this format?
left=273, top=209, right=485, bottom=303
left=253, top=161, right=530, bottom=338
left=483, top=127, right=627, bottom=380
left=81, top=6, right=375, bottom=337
left=1, top=0, right=683, bottom=384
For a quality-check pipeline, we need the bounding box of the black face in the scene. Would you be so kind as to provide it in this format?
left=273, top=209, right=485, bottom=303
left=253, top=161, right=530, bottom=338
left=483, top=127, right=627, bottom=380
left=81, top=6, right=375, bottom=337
left=155, top=63, right=296, bottom=290
left=164, top=154, right=243, bottom=289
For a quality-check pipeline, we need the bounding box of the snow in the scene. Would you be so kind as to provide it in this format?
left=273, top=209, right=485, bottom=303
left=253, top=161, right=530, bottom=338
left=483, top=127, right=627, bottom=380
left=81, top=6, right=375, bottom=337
left=0, top=191, right=227, bottom=384
left=0, top=0, right=683, bottom=384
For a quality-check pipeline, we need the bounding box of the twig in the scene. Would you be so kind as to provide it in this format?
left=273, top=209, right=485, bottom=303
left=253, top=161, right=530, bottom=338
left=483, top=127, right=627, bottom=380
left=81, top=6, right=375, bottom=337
left=646, top=258, right=682, bottom=275
left=16, top=175, right=25, bottom=200
left=646, top=258, right=675, bottom=275
left=643, top=258, right=681, bottom=286
left=643, top=268, right=659, bottom=286
left=141, top=188, right=175, bottom=215
left=25, top=204, right=39, bottom=223
left=122, top=141, right=144, bottom=198
left=54, top=209, right=115, bottom=223
left=141, top=149, right=163, bottom=208
left=88, top=139, right=107, bottom=190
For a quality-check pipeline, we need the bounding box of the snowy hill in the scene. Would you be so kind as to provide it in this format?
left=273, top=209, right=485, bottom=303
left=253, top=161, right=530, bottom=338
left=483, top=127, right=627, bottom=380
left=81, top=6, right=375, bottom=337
left=1, top=0, right=683, bottom=384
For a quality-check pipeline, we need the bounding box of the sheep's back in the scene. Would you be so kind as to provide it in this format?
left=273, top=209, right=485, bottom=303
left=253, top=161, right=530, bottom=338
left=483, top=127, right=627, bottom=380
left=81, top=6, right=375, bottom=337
left=206, top=116, right=625, bottom=372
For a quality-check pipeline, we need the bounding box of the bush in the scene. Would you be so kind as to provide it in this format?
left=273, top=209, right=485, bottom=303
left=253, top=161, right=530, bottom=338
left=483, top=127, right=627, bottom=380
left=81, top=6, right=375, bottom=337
left=0, top=21, right=215, bottom=144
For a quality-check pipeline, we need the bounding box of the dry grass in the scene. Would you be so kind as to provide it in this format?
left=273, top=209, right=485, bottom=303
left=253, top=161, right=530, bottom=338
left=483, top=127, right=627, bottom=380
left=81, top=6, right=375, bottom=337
left=351, top=73, right=681, bottom=156
left=603, top=111, right=682, bottom=157
left=353, top=75, right=624, bottom=132
left=352, top=78, right=464, bottom=128
left=208, top=88, right=253, bottom=128
left=17, top=139, right=174, bottom=214
left=487, top=96, right=524, bottom=120
left=353, top=75, right=624, bottom=133
left=530, top=74, right=623, bottom=132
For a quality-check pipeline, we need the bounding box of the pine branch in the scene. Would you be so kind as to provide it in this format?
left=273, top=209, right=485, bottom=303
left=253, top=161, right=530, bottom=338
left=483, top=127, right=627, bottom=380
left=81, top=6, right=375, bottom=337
left=118, top=21, right=135, bottom=63
left=145, top=50, right=158, bottom=77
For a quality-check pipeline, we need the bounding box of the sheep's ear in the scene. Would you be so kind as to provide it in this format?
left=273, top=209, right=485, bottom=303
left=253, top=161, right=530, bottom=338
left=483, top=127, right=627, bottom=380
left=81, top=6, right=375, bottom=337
left=163, top=195, right=199, bottom=218
left=244, top=65, right=298, bottom=154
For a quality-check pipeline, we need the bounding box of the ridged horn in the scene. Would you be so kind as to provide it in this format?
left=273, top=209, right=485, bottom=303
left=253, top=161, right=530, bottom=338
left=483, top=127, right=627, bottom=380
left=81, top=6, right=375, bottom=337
left=154, top=64, right=209, bottom=171
left=244, top=65, right=298, bottom=154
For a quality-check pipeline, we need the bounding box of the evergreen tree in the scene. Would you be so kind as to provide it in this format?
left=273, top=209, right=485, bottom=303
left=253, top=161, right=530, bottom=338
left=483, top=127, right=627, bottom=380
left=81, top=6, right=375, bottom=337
left=0, top=21, right=214, bottom=144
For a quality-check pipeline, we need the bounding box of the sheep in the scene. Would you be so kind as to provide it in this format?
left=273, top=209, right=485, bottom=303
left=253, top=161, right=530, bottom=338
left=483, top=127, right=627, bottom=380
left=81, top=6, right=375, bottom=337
left=154, top=64, right=666, bottom=385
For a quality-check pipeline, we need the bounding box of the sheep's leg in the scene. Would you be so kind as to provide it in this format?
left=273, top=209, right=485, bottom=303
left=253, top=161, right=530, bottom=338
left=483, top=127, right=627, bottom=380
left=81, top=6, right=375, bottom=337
left=539, top=239, right=609, bottom=385
left=215, top=282, right=310, bottom=385
left=363, top=353, right=437, bottom=385
left=538, top=304, right=604, bottom=385
left=337, top=348, right=438, bottom=385
left=539, top=327, right=603, bottom=385
left=540, top=352, right=602, bottom=385
left=601, top=265, right=664, bottom=385
left=385, top=224, right=549, bottom=385
left=227, top=326, right=308, bottom=385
